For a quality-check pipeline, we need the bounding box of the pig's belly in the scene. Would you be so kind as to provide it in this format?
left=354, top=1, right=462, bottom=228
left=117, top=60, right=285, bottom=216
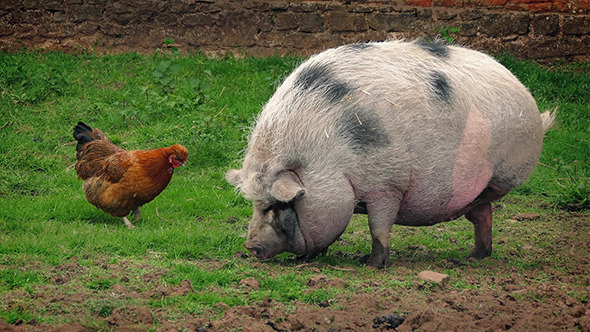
left=395, top=105, right=494, bottom=226
left=394, top=164, right=493, bottom=226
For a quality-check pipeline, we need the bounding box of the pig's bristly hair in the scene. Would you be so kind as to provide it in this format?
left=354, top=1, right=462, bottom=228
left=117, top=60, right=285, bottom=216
left=238, top=39, right=545, bottom=205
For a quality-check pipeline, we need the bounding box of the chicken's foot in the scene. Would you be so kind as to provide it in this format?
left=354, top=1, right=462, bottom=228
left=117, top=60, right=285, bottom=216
left=123, top=216, right=136, bottom=229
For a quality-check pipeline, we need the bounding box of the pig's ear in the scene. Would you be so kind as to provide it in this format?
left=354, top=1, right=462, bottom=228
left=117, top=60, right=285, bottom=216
left=225, top=169, right=243, bottom=187
left=271, top=172, right=305, bottom=203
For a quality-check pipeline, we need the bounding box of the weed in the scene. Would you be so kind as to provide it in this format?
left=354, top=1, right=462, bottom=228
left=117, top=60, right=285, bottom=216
left=554, top=160, right=590, bottom=210
left=0, top=269, right=41, bottom=291
left=85, top=278, right=116, bottom=291
left=89, top=302, right=115, bottom=318
left=0, top=306, right=34, bottom=324
left=439, top=25, right=460, bottom=43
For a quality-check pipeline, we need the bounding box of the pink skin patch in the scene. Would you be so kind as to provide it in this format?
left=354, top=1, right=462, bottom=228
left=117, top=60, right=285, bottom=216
left=169, top=156, right=184, bottom=168
left=447, top=106, right=494, bottom=213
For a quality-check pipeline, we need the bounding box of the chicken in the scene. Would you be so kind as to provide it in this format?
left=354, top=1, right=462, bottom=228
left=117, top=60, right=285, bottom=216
left=73, top=122, right=188, bottom=228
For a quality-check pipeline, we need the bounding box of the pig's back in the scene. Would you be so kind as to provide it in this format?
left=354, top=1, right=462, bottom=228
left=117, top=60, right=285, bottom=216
left=250, top=40, right=544, bottom=224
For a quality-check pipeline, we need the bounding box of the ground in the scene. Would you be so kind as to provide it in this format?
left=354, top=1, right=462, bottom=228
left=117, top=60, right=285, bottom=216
left=1, top=206, right=589, bottom=332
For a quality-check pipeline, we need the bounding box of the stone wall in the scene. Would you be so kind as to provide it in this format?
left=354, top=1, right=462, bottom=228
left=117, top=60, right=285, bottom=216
left=1, top=0, right=590, bottom=61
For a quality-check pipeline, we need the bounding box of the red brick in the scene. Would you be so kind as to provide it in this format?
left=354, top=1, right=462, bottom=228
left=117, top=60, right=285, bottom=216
left=578, top=0, right=590, bottom=11
left=485, top=0, right=510, bottom=5
left=433, top=0, right=456, bottom=6
left=521, top=2, right=553, bottom=12
left=510, top=0, right=551, bottom=3
left=406, top=0, right=432, bottom=7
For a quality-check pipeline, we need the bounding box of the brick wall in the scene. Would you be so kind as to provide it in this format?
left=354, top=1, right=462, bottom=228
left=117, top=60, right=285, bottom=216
left=1, top=0, right=590, bottom=61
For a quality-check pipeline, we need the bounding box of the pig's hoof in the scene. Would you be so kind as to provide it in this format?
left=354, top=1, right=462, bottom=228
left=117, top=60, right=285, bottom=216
left=296, top=248, right=328, bottom=262
left=468, top=248, right=492, bottom=259
left=359, top=254, right=370, bottom=264
left=365, top=255, right=390, bottom=269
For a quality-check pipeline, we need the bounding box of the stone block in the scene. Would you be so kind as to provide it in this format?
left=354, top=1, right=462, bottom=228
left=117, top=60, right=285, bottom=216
left=52, top=11, right=66, bottom=23
left=368, top=12, right=419, bottom=32
left=291, top=2, right=317, bottom=12
left=181, top=13, right=217, bottom=28
left=459, top=10, right=484, bottom=20
left=298, top=13, right=323, bottom=33
left=562, top=16, right=590, bottom=35
left=436, top=10, right=457, bottom=20
left=456, top=22, right=477, bottom=36
left=275, top=12, right=298, bottom=30
left=68, top=5, right=103, bottom=23
left=532, top=14, right=559, bottom=35
left=77, top=21, right=100, bottom=35
left=269, top=1, right=289, bottom=11
left=325, top=11, right=367, bottom=32
left=479, top=13, right=531, bottom=37
left=351, top=5, right=376, bottom=13
left=22, top=0, right=62, bottom=11
left=0, top=25, right=14, bottom=37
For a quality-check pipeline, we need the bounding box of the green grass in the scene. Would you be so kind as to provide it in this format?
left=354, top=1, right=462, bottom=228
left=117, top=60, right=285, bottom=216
left=0, top=50, right=589, bottom=328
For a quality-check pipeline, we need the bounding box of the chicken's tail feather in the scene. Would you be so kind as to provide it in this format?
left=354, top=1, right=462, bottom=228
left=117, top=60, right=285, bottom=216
left=73, top=122, right=94, bottom=150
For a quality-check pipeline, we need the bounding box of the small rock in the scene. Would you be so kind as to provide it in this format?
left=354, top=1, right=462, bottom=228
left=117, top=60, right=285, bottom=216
left=373, top=314, right=405, bottom=329
left=239, top=277, right=260, bottom=290
left=418, top=271, right=449, bottom=284
left=511, top=212, right=541, bottom=221
left=319, top=299, right=330, bottom=308
left=196, top=327, right=208, bottom=332
left=323, top=315, right=335, bottom=324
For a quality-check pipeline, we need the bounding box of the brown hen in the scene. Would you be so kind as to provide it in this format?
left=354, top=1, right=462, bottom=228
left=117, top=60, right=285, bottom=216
left=73, top=122, right=188, bottom=228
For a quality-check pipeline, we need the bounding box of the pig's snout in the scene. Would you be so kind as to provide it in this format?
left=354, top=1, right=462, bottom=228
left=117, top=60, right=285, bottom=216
left=244, top=242, right=268, bottom=260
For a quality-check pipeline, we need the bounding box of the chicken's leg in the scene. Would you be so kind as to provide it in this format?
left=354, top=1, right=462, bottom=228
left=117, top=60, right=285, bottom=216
left=123, top=216, right=136, bottom=229
left=133, top=207, right=141, bottom=222
left=123, top=208, right=141, bottom=229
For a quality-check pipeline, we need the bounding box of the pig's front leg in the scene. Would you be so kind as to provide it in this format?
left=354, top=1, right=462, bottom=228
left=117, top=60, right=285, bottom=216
left=364, top=191, right=402, bottom=269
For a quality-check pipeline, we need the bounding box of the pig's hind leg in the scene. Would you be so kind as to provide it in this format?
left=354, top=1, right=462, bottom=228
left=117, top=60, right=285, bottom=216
left=464, top=187, right=507, bottom=259
left=364, top=191, right=403, bottom=269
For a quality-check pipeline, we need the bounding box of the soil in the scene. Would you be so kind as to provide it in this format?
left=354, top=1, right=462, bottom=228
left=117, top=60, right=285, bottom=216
left=1, top=209, right=589, bottom=332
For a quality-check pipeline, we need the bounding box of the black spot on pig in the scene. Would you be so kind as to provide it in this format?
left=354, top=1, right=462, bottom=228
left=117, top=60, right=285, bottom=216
left=336, top=108, right=390, bottom=153
left=417, top=39, right=450, bottom=58
left=431, top=71, right=452, bottom=103
left=295, top=63, right=353, bottom=103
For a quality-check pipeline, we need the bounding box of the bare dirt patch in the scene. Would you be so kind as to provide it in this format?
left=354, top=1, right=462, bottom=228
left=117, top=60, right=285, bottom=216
left=1, top=209, right=588, bottom=331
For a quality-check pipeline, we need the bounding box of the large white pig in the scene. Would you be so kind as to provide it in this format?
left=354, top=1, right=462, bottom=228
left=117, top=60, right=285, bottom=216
left=226, top=40, right=555, bottom=268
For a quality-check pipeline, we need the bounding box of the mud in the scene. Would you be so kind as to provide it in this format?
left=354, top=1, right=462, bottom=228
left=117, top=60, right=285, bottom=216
left=1, top=209, right=588, bottom=331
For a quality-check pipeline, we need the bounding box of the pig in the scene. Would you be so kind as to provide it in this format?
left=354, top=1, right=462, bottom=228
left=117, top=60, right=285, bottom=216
left=226, top=39, right=555, bottom=268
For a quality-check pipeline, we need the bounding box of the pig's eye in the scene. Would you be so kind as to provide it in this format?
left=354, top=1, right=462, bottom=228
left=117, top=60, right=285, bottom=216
left=262, top=205, right=274, bottom=215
